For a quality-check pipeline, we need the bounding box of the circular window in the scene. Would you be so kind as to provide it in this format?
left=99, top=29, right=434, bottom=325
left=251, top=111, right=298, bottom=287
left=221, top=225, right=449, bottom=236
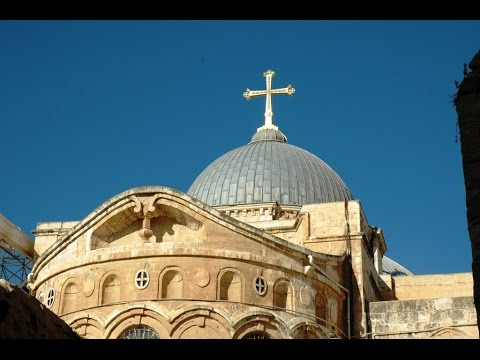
left=243, top=331, right=271, bottom=339
left=253, top=276, right=267, bottom=296
left=46, top=288, right=55, bottom=308
left=120, top=326, right=159, bottom=339
left=135, top=270, right=150, bottom=289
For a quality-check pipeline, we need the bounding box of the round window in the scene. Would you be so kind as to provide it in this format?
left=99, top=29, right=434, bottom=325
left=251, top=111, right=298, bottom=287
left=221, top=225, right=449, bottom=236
left=253, top=276, right=267, bottom=296
left=135, top=270, right=150, bottom=290
left=46, top=288, right=55, bottom=308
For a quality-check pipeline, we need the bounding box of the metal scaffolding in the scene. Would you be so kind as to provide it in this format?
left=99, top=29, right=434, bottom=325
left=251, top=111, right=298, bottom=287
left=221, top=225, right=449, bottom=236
left=0, top=213, right=34, bottom=287
left=0, top=237, right=32, bottom=286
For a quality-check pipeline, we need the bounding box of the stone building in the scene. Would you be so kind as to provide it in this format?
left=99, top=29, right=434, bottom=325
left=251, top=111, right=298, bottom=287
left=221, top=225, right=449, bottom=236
left=25, top=70, right=477, bottom=339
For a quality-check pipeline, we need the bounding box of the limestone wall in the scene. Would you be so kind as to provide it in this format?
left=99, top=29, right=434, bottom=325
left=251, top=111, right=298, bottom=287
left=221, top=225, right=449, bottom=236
left=301, top=200, right=367, bottom=256
left=369, top=296, right=478, bottom=338
left=391, top=273, right=473, bottom=300
left=30, top=188, right=348, bottom=339
left=30, top=188, right=392, bottom=339
left=33, top=221, right=79, bottom=260
left=33, top=251, right=346, bottom=338
left=289, top=200, right=381, bottom=338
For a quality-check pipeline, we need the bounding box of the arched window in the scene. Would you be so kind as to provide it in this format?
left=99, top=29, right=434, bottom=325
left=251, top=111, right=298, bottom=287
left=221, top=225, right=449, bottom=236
left=219, top=271, right=242, bottom=302
left=274, top=281, right=293, bottom=310
left=242, top=331, right=271, bottom=339
left=315, top=292, right=328, bottom=325
left=161, top=270, right=183, bottom=299
left=102, top=274, right=120, bottom=305
left=62, top=282, right=78, bottom=314
left=120, top=326, right=159, bottom=339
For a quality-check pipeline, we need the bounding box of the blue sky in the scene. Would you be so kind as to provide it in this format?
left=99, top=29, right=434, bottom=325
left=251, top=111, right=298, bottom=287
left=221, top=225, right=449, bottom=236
left=1, top=20, right=478, bottom=275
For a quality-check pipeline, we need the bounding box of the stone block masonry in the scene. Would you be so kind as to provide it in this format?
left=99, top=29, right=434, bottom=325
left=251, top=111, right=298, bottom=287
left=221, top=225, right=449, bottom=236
left=368, top=296, right=478, bottom=338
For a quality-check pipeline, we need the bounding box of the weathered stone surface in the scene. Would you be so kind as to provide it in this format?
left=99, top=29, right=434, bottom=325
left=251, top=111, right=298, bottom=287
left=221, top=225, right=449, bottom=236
left=29, top=187, right=476, bottom=340
left=452, top=296, right=475, bottom=309
left=392, top=273, right=473, bottom=300
left=29, top=188, right=348, bottom=339
left=369, top=296, right=478, bottom=339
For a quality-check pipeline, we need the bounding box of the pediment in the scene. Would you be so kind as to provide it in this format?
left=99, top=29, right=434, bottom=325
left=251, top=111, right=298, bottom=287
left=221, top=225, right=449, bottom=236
left=90, top=194, right=204, bottom=249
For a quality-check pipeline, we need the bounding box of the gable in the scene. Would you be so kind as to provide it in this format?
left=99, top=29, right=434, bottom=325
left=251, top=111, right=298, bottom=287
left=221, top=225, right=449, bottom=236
left=90, top=196, right=204, bottom=249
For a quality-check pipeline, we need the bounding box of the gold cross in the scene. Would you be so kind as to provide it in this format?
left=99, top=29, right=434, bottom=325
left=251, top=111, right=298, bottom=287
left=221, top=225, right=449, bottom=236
left=243, top=69, right=295, bottom=130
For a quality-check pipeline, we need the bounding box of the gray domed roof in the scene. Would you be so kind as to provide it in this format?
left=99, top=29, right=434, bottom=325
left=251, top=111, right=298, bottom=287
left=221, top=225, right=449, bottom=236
left=188, top=69, right=353, bottom=208
left=382, top=256, right=413, bottom=276
left=187, top=130, right=353, bottom=207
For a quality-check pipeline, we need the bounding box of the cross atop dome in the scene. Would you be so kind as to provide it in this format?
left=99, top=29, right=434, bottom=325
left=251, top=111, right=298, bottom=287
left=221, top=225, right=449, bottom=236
left=243, top=70, right=295, bottom=132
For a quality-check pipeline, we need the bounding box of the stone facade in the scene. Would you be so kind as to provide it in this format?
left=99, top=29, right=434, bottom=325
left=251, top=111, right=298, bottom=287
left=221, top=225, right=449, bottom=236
left=27, top=186, right=478, bottom=339
left=25, top=186, right=479, bottom=340
left=369, top=297, right=477, bottom=338
left=29, top=187, right=348, bottom=339
left=383, top=273, right=474, bottom=300
left=369, top=273, right=478, bottom=338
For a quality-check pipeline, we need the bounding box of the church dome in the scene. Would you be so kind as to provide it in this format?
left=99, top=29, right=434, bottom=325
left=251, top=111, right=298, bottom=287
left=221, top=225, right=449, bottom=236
left=187, top=69, right=353, bottom=207
left=187, top=128, right=353, bottom=207
left=382, top=256, right=413, bottom=276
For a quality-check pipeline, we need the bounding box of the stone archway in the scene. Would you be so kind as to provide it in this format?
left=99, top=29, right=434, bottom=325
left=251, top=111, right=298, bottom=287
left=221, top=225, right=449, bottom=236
left=69, top=316, right=104, bottom=339
left=232, top=312, right=289, bottom=339
left=170, top=308, right=231, bottom=339
left=105, top=307, right=171, bottom=339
